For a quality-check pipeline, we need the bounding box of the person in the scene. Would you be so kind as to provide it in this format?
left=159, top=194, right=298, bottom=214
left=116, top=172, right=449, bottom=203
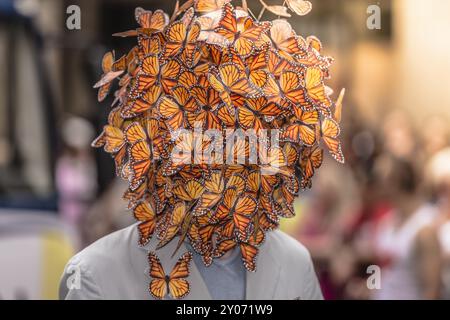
left=426, top=147, right=450, bottom=299
left=372, top=155, right=441, bottom=300
left=58, top=2, right=340, bottom=300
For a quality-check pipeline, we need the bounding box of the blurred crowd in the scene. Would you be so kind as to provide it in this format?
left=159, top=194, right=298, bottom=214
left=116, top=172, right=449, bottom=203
left=292, top=109, right=450, bottom=299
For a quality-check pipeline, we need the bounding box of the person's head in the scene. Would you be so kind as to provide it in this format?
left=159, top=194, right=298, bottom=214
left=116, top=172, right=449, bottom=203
left=374, top=154, right=421, bottom=207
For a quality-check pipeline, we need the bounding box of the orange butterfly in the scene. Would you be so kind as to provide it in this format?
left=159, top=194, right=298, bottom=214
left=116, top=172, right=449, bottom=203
left=208, top=63, right=260, bottom=112
left=157, top=202, right=187, bottom=249
left=215, top=4, right=270, bottom=58
left=267, top=19, right=307, bottom=62
left=194, top=0, right=232, bottom=13
left=148, top=251, right=192, bottom=299
left=300, top=144, right=323, bottom=188
left=162, top=20, right=201, bottom=67
left=126, top=123, right=152, bottom=189
left=263, top=71, right=304, bottom=108
left=297, top=67, right=332, bottom=114
left=135, top=55, right=181, bottom=94
left=157, top=86, right=199, bottom=132
left=94, top=52, right=124, bottom=102
left=237, top=97, right=282, bottom=132
left=320, top=117, right=344, bottom=163
left=113, top=9, right=169, bottom=37
left=281, top=108, right=319, bottom=146
left=193, top=171, right=225, bottom=216
left=122, top=86, right=162, bottom=118
left=133, top=200, right=157, bottom=245
left=232, top=45, right=270, bottom=89
left=187, top=85, right=223, bottom=131
left=211, top=188, right=257, bottom=242
left=172, top=179, right=205, bottom=202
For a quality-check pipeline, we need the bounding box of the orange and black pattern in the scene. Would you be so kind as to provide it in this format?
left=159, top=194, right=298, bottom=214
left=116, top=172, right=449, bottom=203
left=92, top=0, right=344, bottom=296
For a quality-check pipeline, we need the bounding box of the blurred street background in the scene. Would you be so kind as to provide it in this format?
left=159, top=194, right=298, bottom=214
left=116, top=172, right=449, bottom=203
left=1, top=0, right=450, bottom=299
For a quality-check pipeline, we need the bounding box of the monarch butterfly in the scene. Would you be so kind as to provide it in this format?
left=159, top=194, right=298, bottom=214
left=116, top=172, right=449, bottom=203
left=263, top=71, right=304, bottom=108
left=113, top=9, right=169, bottom=37
left=129, top=138, right=152, bottom=190
left=237, top=97, right=282, bottom=132
left=178, top=70, right=198, bottom=89
left=320, top=117, right=344, bottom=163
left=162, top=20, right=201, bottom=67
left=193, top=171, right=225, bottom=216
left=297, top=67, right=332, bottom=113
left=157, top=202, right=187, bottom=249
left=267, top=49, right=294, bottom=78
left=122, top=86, right=162, bottom=118
left=194, top=0, right=232, bottom=13
left=94, top=52, right=124, bottom=102
left=232, top=46, right=270, bottom=89
left=300, top=144, right=323, bottom=188
left=138, top=35, right=161, bottom=56
left=259, top=146, right=289, bottom=176
left=172, top=179, right=205, bottom=201
left=268, top=19, right=307, bottom=62
left=135, top=55, right=181, bottom=94
left=213, top=236, right=260, bottom=272
left=148, top=251, right=192, bottom=299
left=133, top=200, right=157, bottom=245
left=208, top=63, right=260, bottom=112
left=215, top=4, right=270, bottom=58
left=281, top=108, right=318, bottom=146
left=226, top=174, right=246, bottom=194
left=187, top=85, right=222, bottom=131
left=210, top=188, right=257, bottom=242
left=157, top=85, right=199, bottom=132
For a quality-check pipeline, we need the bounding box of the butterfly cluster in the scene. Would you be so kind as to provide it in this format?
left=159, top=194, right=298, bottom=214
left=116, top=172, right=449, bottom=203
left=92, top=0, right=344, bottom=281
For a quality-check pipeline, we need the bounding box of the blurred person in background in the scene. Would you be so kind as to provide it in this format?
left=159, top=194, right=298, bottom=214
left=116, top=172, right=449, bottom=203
left=56, top=116, right=97, bottom=229
left=426, top=148, right=450, bottom=299
left=372, top=154, right=441, bottom=300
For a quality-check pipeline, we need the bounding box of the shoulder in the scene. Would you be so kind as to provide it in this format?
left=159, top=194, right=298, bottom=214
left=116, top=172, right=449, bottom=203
left=266, top=229, right=312, bottom=266
left=59, top=224, right=145, bottom=300
left=265, top=230, right=323, bottom=300
left=69, top=224, right=139, bottom=267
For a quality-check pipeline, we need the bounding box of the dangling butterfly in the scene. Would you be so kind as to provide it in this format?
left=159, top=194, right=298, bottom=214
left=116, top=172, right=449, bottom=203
left=93, top=52, right=125, bottom=102
left=113, top=8, right=169, bottom=37
left=319, top=117, right=345, bottom=163
left=215, top=4, right=270, bottom=58
left=148, top=251, right=192, bottom=299
left=299, top=144, right=323, bottom=188
left=126, top=123, right=153, bottom=190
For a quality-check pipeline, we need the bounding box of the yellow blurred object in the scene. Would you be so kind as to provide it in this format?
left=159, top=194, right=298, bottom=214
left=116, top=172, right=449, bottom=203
left=41, top=231, right=74, bottom=300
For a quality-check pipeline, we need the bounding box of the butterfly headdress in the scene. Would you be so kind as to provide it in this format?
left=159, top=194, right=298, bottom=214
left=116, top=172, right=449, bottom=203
left=93, top=0, right=344, bottom=299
